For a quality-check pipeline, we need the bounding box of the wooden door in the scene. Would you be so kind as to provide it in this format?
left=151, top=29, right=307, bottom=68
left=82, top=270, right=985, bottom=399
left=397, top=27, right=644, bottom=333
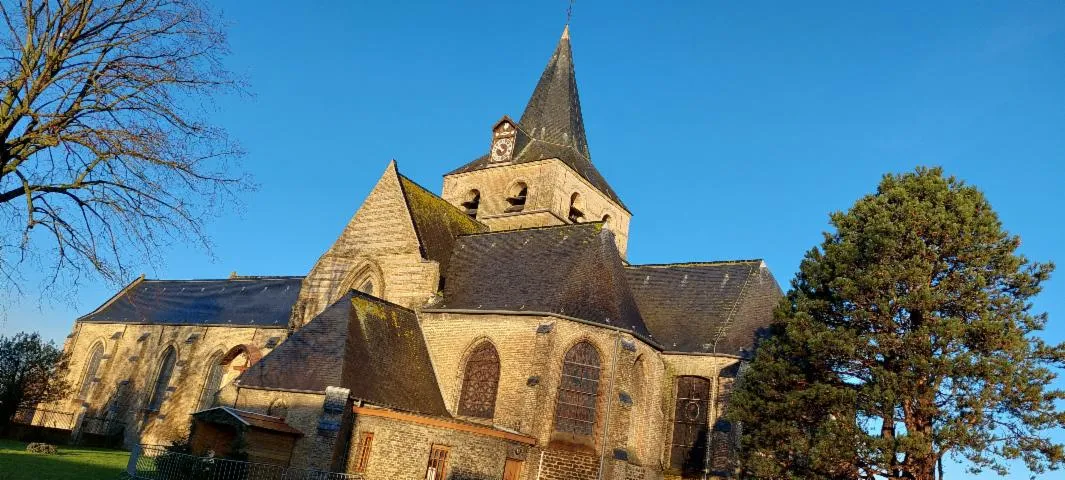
left=502, top=458, right=523, bottom=480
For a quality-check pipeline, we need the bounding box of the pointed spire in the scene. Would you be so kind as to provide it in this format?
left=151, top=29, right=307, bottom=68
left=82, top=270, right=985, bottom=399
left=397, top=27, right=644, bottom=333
left=518, top=26, right=590, bottom=158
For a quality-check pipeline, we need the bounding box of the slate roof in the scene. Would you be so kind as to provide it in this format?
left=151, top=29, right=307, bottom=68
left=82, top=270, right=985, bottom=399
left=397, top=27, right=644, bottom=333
left=237, top=290, right=450, bottom=417
left=624, top=261, right=782, bottom=356
left=435, top=223, right=649, bottom=337
left=446, top=27, right=627, bottom=210
left=192, top=407, right=303, bottom=436
left=77, top=277, right=302, bottom=327
left=398, top=174, right=488, bottom=273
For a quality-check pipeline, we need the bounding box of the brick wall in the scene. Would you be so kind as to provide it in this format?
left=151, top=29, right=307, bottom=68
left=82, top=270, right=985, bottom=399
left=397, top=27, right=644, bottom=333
left=349, top=413, right=517, bottom=480
left=538, top=449, right=601, bottom=480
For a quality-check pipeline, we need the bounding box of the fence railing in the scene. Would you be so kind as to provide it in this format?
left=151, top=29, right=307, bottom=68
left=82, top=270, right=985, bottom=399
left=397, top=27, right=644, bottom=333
left=79, top=414, right=125, bottom=437
left=127, top=444, right=360, bottom=480
left=11, top=407, right=77, bottom=430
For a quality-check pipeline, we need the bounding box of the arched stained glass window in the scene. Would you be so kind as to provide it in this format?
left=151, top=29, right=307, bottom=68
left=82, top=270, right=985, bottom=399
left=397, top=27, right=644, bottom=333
left=670, top=376, right=711, bottom=475
left=198, top=352, right=224, bottom=411
left=458, top=342, right=500, bottom=418
left=554, top=341, right=600, bottom=436
left=78, top=343, right=105, bottom=400
left=147, top=347, right=176, bottom=412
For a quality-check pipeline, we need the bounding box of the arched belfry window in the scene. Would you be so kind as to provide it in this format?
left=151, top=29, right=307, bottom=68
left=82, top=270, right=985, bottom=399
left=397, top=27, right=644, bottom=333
left=147, top=347, right=177, bottom=412
left=568, top=192, right=585, bottom=223
left=504, top=182, right=528, bottom=213
left=78, top=343, right=105, bottom=400
left=554, top=341, right=601, bottom=436
left=458, top=342, right=500, bottom=418
left=670, top=376, right=711, bottom=475
left=198, top=351, right=225, bottom=411
left=462, top=189, right=481, bottom=218
left=601, top=214, right=612, bottom=228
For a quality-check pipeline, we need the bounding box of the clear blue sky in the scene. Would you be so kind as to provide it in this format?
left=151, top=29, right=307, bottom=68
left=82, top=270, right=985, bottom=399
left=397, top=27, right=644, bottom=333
left=5, top=1, right=1064, bottom=476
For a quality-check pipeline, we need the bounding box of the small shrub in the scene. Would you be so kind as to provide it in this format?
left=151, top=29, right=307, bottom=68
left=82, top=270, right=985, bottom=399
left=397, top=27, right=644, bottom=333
left=26, top=442, right=58, bottom=455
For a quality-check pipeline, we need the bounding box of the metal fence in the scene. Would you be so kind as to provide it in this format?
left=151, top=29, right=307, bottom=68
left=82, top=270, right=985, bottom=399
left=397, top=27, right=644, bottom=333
left=127, top=444, right=360, bottom=480
left=11, top=407, right=77, bottom=430
left=79, top=414, right=125, bottom=436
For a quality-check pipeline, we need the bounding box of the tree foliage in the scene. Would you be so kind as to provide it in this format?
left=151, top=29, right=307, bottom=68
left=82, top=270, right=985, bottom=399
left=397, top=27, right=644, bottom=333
left=0, top=331, right=69, bottom=426
left=0, top=0, right=249, bottom=295
left=729, top=167, right=1064, bottom=480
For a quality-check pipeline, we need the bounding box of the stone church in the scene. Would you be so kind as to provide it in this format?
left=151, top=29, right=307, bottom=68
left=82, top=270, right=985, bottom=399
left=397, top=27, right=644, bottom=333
left=53, top=26, right=781, bottom=480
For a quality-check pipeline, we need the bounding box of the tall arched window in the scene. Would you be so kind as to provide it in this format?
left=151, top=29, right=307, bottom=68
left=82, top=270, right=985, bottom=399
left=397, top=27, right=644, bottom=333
left=554, top=341, right=601, bottom=436
left=462, top=189, right=481, bottom=218
left=147, top=347, right=177, bottom=412
left=78, top=343, right=105, bottom=400
left=458, top=342, right=500, bottom=418
left=568, top=192, right=584, bottom=223
left=670, top=376, right=711, bottom=475
left=628, top=355, right=646, bottom=454
left=198, top=352, right=225, bottom=411
left=601, top=214, right=612, bottom=228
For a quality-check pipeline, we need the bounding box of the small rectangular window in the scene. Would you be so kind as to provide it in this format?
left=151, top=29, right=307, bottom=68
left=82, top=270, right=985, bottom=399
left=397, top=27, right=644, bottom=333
left=354, top=432, right=373, bottom=472
left=426, top=444, right=450, bottom=480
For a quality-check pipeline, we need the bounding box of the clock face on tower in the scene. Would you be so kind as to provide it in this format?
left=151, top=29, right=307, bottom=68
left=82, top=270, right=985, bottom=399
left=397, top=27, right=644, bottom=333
left=491, top=136, right=515, bottom=163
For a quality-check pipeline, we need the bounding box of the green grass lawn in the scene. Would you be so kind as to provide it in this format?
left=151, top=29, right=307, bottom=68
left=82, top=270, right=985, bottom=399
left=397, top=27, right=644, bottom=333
left=0, top=438, right=129, bottom=480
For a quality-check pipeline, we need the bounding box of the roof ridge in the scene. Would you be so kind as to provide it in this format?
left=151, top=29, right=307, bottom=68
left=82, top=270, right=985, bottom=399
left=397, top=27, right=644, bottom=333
left=627, top=259, right=764, bottom=268
left=140, top=276, right=304, bottom=282
left=397, top=173, right=488, bottom=230
left=455, top=221, right=604, bottom=238
left=348, top=288, right=417, bottom=314
left=712, top=263, right=759, bottom=354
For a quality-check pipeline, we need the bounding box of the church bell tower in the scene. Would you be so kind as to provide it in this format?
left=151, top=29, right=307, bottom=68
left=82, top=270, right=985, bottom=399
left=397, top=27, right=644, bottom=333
left=442, top=26, right=631, bottom=257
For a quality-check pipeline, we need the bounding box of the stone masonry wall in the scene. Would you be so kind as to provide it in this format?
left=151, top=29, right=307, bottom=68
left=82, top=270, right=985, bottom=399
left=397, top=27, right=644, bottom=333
left=419, top=312, right=667, bottom=477
left=441, top=159, right=631, bottom=257
left=660, top=355, right=741, bottom=480
left=55, top=321, right=286, bottom=447
left=292, top=161, right=439, bottom=328
left=227, top=386, right=327, bottom=469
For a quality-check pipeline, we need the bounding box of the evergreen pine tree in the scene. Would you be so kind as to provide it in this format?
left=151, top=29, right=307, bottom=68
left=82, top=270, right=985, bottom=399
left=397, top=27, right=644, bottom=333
left=729, top=167, right=1064, bottom=480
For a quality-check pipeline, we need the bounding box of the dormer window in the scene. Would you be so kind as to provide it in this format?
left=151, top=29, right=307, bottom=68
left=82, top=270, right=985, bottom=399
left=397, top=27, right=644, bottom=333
left=505, top=182, right=528, bottom=213
left=461, top=189, right=480, bottom=218
left=568, top=192, right=585, bottom=223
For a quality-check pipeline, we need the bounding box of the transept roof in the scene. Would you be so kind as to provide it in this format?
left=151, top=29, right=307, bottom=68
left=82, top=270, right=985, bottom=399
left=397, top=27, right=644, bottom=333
left=434, top=222, right=649, bottom=337
left=237, top=290, right=450, bottom=417
left=625, top=261, right=783, bottom=356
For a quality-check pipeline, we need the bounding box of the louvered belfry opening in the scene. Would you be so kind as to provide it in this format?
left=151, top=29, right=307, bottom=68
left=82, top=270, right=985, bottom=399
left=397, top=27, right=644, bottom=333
left=462, top=189, right=481, bottom=218
left=670, top=376, right=711, bottom=476
left=504, top=183, right=528, bottom=213
left=568, top=192, right=585, bottom=223
left=554, top=341, right=601, bottom=436
left=458, top=342, right=500, bottom=418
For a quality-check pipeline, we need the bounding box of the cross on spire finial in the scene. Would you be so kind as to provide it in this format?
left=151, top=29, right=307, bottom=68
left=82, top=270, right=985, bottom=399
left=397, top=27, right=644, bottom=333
left=566, top=0, right=575, bottom=25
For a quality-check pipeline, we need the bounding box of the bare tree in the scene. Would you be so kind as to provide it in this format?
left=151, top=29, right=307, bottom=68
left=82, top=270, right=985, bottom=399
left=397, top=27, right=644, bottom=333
left=0, top=0, right=249, bottom=296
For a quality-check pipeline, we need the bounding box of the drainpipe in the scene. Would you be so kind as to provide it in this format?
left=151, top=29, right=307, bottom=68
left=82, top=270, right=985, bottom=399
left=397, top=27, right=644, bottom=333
left=536, top=449, right=545, bottom=480
left=597, top=330, right=622, bottom=480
